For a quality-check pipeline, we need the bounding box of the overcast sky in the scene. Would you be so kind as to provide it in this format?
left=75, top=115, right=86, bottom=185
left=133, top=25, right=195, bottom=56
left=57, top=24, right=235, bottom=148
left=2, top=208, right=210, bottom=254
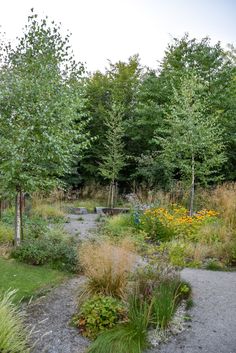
left=0, top=0, right=235, bottom=72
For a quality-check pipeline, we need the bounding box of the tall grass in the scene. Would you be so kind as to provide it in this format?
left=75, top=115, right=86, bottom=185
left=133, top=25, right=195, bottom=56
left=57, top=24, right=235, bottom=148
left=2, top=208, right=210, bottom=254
left=31, top=203, right=65, bottom=221
left=151, top=281, right=179, bottom=329
left=0, top=290, right=30, bottom=353
left=88, top=295, right=150, bottom=353
left=0, top=222, right=14, bottom=244
left=79, top=240, right=137, bottom=299
left=209, top=183, right=236, bottom=228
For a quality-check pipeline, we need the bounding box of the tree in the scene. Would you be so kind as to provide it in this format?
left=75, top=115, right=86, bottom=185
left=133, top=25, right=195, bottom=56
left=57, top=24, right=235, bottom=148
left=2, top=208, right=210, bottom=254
left=156, top=74, right=226, bottom=215
left=0, top=11, right=89, bottom=245
left=157, top=34, right=235, bottom=182
left=99, top=103, right=125, bottom=208
left=81, top=55, right=142, bottom=186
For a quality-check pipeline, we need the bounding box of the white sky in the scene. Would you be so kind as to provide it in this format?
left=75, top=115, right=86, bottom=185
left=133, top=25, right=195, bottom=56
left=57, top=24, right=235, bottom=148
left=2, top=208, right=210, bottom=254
left=0, top=0, right=235, bottom=72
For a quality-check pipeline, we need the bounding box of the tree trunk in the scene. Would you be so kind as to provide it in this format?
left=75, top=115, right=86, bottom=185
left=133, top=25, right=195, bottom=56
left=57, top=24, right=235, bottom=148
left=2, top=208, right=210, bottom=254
left=20, top=191, right=24, bottom=241
left=110, top=180, right=115, bottom=209
left=0, top=199, right=2, bottom=220
left=189, top=154, right=195, bottom=216
left=107, top=183, right=112, bottom=208
left=15, top=192, right=21, bottom=246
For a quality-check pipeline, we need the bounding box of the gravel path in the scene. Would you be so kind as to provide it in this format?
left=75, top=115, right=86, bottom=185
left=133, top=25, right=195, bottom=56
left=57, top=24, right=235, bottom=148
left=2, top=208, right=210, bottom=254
left=26, top=214, right=236, bottom=353
left=147, top=268, right=236, bottom=353
left=64, top=213, right=98, bottom=240
left=26, top=277, right=89, bottom=353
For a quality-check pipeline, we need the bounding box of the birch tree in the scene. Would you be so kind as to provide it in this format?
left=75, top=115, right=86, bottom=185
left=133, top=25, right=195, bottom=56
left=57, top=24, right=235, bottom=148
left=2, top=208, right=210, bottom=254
left=99, top=103, right=125, bottom=208
left=156, top=74, right=226, bottom=215
left=0, top=11, right=89, bottom=245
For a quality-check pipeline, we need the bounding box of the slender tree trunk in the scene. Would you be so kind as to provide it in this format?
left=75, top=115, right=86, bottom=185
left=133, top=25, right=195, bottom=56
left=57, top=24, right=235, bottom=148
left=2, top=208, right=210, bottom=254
left=0, top=199, right=2, bottom=220
left=110, top=179, right=115, bottom=209
left=15, top=192, right=21, bottom=246
left=20, top=191, right=24, bottom=241
left=189, top=154, right=195, bottom=216
left=107, top=183, right=112, bottom=208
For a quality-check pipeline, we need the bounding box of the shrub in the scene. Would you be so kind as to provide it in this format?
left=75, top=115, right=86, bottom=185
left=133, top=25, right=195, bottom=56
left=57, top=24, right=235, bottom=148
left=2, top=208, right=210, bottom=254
left=1, top=207, right=15, bottom=225
left=79, top=240, right=137, bottom=299
left=12, top=233, right=79, bottom=272
left=74, top=295, right=126, bottom=339
left=0, top=290, right=29, bottom=353
left=25, top=216, right=48, bottom=239
left=88, top=295, right=150, bottom=353
left=0, top=222, right=14, bottom=244
left=104, top=214, right=134, bottom=237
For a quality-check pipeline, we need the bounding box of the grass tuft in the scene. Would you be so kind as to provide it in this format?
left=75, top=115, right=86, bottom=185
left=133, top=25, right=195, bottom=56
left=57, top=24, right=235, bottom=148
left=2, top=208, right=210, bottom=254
left=79, top=240, right=137, bottom=299
left=0, top=290, right=30, bottom=353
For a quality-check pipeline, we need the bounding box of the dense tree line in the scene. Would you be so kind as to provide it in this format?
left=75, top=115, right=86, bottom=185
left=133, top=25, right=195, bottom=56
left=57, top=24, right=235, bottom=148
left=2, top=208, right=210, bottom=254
left=76, top=35, right=236, bottom=191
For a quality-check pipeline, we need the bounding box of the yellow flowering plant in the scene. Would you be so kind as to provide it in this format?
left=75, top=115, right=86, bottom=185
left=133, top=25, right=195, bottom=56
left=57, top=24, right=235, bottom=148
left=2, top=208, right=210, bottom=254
left=140, top=205, right=219, bottom=242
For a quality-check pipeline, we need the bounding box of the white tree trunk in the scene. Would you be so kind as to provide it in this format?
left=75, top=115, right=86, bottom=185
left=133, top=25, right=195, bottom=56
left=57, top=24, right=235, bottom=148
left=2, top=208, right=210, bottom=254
left=15, top=192, right=21, bottom=246
left=189, top=154, right=195, bottom=216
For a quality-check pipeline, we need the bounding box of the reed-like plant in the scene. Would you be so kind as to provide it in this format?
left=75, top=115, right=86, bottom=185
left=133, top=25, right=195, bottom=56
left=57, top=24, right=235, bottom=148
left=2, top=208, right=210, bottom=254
left=0, top=290, right=30, bottom=353
left=79, top=240, right=137, bottom=299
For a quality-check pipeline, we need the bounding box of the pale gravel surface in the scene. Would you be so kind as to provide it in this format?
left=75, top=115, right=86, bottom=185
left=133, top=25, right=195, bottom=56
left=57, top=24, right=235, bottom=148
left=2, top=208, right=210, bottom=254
left=147, top=268, right=236, bottom=353
left=26, top=214, right=236, bottom=353
left=26, top=277, right=89, bottom=353
left=64, top=213, right=98, bottom=240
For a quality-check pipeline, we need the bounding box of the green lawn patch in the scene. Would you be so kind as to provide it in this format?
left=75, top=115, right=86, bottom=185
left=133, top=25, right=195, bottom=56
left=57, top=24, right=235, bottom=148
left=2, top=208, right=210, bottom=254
left=0, top=257, right=68, bottom=302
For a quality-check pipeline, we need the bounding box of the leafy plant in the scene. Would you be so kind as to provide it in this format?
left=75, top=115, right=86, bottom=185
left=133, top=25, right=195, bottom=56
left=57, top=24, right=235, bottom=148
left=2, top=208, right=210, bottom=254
left=74, top=295, right=126, bottom=339
left=12, top=233, right=79, bottom=272
left=0, top=290, right=30, bottom=353
left=88, top=294, right=150, bottom=353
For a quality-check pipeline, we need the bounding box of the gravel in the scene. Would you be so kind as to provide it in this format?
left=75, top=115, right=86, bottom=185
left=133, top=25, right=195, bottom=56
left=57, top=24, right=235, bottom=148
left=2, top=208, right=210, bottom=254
left=25, top=277, right=89, bottom=353
left=26, top=214, right=236, bottom=353
left=64, top=213, right=99, bottom=240
left=146, top=268, right=236, bottom=353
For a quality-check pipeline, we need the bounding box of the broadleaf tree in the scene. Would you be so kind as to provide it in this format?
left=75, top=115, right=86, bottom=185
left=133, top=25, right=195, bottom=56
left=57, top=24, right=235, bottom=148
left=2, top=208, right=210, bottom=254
left=0, top=11, right=89, bottom=245
left=155, top=73, right=226, bottom=215
left=99, top=103, right=125, bottom=208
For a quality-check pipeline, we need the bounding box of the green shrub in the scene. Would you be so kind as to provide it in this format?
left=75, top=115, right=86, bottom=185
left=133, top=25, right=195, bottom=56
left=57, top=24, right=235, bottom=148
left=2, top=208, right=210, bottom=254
left=74, top=295, right=126, bottom=339
left=1, top=208, right=15, bottom=225
left=204, top=259, right=224, bottom=271
left=25, top=216, right=48, bottom=239
left=0, top=222, right=14, bottom=244
left=12, top=234, right=79, bottom=272
left=88, top=295, right=150, bottom=353
left=103, top=214, right=134, bottom=237
left=0, top=290, right=29, bottom=353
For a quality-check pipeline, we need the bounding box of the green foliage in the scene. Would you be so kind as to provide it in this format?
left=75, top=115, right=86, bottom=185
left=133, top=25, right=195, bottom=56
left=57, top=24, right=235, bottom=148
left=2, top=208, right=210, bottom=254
left=151, top=281, right=180, bottom=329
left=88, top=295, right=150, bottom=353
left=0, top=258, right=66, bottom=302
left=0, top=222, right=14, bottom=244
left=103, top=214, right=134, bottom=237
left=0, top=290, right=29, bottom=353
left=204, top=259, right=224, bottom=271
left=0, top=12, right=89, bottom=195
left=99, top=103, right=125, bottom=182
left=12, top=232, right=79, bottom=272
left=74, top=295, right=126, bottom=339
